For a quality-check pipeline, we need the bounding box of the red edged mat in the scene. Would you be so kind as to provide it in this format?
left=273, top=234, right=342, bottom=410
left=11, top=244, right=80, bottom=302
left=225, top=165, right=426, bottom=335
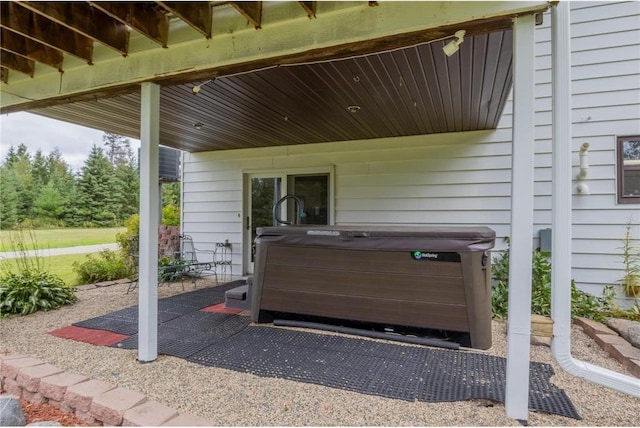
left=200, top=302, right=242, bottom=314
left=48, top=325, right=129, bottom=346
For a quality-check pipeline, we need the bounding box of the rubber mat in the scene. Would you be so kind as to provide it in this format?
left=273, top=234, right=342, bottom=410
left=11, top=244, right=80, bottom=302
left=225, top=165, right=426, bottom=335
left=185, top=326, right=581, bottom=420
left=49, top=325, right=129, bottom=346
left=73, top=281, right=243, bottom=334
left=68, top=280, right=580, bottom=420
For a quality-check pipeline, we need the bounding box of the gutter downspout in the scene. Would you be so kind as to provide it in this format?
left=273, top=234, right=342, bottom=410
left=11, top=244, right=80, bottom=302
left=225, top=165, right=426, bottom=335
left=550, top=2, right=640, bottom=398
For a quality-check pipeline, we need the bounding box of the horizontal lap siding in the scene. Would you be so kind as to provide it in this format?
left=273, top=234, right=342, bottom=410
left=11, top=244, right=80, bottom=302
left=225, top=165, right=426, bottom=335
left=534, top=1, right=640, bottom=299
left=180, top=2, right=639, bottom=299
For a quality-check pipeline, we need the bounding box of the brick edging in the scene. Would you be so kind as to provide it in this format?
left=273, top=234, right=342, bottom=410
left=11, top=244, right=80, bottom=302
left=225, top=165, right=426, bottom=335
left=0, top=354, right=214, bottom=426
left=573, top=318, right=640, bottom=379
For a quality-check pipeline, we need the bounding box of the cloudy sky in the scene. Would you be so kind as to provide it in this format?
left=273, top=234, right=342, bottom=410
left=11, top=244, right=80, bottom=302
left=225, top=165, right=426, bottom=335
left=1, top=112, right=139, bottom=172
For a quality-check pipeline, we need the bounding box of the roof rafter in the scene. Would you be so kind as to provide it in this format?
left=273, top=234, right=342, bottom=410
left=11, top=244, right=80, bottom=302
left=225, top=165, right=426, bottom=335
left=0, top=2, right=94, bottom=64
left=157, top=1, right=212, bottom=39
left=17, top=1, right=130, bottom=56
left=1, top=28, right=63, bottom=71
left=0, top=50, right=35, bottom=77
left=298, top=1, right=317, bottom=18
left=230, top=2, right=262, bottom=29
left=89, top=2, right=170, bottom=48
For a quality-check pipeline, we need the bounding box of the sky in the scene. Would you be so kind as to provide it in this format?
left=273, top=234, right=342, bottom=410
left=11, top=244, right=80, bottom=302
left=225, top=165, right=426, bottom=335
left=0, top=112, right=140, bottom=172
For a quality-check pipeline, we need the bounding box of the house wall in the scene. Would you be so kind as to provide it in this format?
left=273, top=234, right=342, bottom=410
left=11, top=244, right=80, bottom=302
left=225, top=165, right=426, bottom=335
left=181, top=1, right=640, bottom=300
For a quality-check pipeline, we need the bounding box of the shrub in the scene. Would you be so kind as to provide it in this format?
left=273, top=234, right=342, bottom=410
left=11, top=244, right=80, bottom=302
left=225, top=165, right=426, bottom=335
left=491, top=242, right=614, bottom=322
left=0, top=270, right=77, bottom=317
left=72, top=249, right=131, bottom=284
left=116, top=214, right=139, bottom=256
left=162, top=204, right=180, bottom=226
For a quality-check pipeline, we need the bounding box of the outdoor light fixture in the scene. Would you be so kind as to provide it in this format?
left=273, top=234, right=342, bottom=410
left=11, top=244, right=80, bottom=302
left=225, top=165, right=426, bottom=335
left=191, top=77, right=215, bottom=95
left=193, top=122, right=204, bottom=130
left=442, top=30, right=466, bottom=57
left=347, top=105, right=361, bottom=113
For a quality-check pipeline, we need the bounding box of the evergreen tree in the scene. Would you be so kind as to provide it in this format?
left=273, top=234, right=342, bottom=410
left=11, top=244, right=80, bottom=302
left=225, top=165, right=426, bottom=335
left=103, top=132, right=133, bottom=168
left=31, top=149, right=49, bottom=187
left=33, top=182, right=66, bottom=224
left=114, top=154, right=139, bottom=223
left=76, top=145, right=118, bottom=227
left=10, top=156, right=35, bottom=222
left=0, top=166, right=19, bottom=229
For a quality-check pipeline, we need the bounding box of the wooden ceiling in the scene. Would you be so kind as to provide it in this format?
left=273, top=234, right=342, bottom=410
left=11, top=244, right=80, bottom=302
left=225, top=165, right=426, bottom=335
left=0, top=1, right=546, bottom=153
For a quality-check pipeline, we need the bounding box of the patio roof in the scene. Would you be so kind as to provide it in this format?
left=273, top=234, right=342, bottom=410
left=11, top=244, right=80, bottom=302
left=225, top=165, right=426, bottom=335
left=0, top=1, right=550, bottom=153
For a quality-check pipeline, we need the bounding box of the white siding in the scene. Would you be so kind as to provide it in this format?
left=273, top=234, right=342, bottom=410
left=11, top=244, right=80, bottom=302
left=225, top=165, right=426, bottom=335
left=181, top=1, right=640, bottom=299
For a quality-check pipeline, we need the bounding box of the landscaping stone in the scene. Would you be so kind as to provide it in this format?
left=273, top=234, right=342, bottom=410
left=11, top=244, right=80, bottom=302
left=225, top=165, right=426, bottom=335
left=1, top=357, right=45, bottom=382
left=16, top=364, right=64, bottom=393
left=39, top=372, right=89, bottom=402
left=26, top=422, right=62, bottom=426
left=123, top=400, right=178, bottom=426
left=90, top=386, right=147, bottom=426
left=628, top=324, right=640, bottom=349
left=0, top=394, right=27, bottom=426
left=64, top=379, right=116, bottom=413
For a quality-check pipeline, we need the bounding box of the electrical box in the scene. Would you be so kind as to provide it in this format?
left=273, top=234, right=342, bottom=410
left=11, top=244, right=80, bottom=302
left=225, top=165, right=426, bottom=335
left=539, top=228, right=552, bottom=253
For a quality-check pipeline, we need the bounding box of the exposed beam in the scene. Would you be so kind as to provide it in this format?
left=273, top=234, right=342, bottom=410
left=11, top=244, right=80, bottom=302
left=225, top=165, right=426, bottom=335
left=1, top=28, right=63, bottom=71
left=0, top=50, right=35, bottom=77
left=90, top=2, right=170, bottom=48
left=230, top=1, right=262, bottom=29
left=0, top=2, right=94, bottom=64
left=157, top=2, right=212, bottom=39
left=1, top=67, right=8, bottom=84
left=17, top=1, right=130, bottom=56
left=298, top=1, right=316, bottom=18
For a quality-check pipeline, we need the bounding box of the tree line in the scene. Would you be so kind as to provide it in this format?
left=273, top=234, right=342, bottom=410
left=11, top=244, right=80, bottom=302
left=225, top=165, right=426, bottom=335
left=0, top=132, right=178, bottom=230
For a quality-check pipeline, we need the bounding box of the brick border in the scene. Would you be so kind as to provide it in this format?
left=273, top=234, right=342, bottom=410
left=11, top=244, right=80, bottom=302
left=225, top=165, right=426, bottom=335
left=0, top=355, right=213, bottom=426
left=574, top=317, right=640, bottom=379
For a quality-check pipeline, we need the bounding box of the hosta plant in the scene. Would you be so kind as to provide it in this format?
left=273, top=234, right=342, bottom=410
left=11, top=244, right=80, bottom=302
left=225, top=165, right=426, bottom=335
left=0, top=270, right=77, bottom=317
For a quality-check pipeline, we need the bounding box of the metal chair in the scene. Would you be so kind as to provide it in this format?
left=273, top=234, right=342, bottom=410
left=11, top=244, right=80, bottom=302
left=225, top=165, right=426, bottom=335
left=215, top=241, right=233, bottom=282
left=177, top=234, right=217, bottom=285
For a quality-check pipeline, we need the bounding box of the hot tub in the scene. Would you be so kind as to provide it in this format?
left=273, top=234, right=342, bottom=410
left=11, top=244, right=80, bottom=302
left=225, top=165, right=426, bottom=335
left=251, top=225, right=496, bottom=349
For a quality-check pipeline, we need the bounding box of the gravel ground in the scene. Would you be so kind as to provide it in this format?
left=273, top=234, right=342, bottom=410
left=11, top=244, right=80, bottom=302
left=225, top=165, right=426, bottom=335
left=1, top=280, right=639, bottom=426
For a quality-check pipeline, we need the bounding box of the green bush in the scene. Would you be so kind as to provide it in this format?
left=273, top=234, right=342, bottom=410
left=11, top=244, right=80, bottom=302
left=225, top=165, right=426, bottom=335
left=491, top=243, right=614, bottom=322
left=72, top=249, right=131, bottom=284
left=116, top=214, right=139, bottom=256
left=162, top=204, right=180, bottom=226
left=0, top=270, right=77, bottom=317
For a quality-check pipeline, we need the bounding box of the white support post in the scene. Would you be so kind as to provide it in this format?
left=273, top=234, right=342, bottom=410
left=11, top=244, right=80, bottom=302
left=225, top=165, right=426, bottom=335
left=138, top=82, right=160, bottom=363
left=505, top=13, right=536, bottom=422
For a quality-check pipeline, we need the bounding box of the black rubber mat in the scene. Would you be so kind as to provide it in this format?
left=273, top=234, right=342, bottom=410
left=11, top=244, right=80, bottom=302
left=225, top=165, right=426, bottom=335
left=73, top=281, right=243, bottom=334
left=185, top=326, right=580, bottom=420
left=74, top=280, right=580, bottom=420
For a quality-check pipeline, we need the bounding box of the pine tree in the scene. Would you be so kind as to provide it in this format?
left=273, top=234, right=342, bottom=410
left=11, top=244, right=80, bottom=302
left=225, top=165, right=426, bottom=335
left=0, top=166, right=19, bottom=229
left=103, top=132, right=133, bottom=168
left=114, top=153, right=139, bottom=223
left=76, top=145, right=118, bottom=227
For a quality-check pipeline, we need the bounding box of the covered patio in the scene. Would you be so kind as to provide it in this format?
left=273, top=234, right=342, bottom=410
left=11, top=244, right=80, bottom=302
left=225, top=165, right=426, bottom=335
left=2, top=1, right=638, bottom=422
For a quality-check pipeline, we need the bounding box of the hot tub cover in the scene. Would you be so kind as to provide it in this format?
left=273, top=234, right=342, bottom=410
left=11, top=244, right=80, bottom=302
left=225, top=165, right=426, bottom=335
left=255, top=225, right=496, bottom=252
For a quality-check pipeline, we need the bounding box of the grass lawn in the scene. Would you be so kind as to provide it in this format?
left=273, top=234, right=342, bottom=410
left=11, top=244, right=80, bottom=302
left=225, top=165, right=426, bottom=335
left=0, top=228, right=125, bottom=252
left=0, top=253, right=97, bottom=286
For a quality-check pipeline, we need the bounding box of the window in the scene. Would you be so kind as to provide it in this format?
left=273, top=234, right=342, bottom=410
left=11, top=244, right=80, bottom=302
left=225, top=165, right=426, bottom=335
left=618, top=135, right=640, bottom=204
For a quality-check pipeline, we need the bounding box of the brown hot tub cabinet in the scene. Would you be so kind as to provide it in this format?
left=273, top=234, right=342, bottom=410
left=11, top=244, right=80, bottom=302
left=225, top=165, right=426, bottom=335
left=251, top=225, right=496, bottom=349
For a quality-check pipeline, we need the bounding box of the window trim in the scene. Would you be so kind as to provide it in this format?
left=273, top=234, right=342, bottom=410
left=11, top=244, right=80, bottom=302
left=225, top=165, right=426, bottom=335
left=617, top=135, right=640, bottom=204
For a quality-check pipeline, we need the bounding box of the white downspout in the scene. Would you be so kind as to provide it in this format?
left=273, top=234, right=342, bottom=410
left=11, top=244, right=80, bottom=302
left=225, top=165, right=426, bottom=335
left=550, top=2, right=640, bottom=398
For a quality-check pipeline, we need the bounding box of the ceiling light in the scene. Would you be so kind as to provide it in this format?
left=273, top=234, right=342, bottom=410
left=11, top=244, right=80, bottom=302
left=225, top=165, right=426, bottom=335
left=193, top=122, right=204, bottom=130
left=442, top=30, right=466, bottom=57
left=191, top=78, right=215, bottom=95
left=347, top=105, right=361, bottom=113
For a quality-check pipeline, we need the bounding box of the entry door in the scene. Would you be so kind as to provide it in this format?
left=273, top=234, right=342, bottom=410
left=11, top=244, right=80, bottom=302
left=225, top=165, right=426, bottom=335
left=245, top=173, right=330, bottom=274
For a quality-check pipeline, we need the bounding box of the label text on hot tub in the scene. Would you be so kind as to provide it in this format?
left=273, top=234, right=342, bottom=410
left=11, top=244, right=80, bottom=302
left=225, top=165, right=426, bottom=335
left=411, top=251, right=461, bottom=262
